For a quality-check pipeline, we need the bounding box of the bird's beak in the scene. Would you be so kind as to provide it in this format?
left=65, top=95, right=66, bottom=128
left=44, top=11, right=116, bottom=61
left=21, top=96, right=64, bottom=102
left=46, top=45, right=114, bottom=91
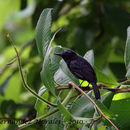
left=54, top=52, right=62, bottom=56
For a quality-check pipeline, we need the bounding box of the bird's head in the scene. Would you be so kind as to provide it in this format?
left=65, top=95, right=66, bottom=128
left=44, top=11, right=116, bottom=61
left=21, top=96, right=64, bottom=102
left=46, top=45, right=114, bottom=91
left=54, top=49, right=77, bottom=61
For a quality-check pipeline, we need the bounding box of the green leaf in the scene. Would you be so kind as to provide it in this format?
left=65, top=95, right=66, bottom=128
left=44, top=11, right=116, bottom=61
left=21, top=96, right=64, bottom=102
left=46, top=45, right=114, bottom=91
left=124, top=26, right=130, bottom=78
left=40, top=30, right=61, bottom=97
left=83, top=50, right=94, bottom=67
left=126, top=63, right=130, bottom=78
left=40, top=46, right=56, bottom=97
left=45, top=111, right=64, bottom=130
left=69, top=91, right=114, bottom=122
left=35, top=8, right=52, bottom=60
left=110, top=98, right=130, bottom=129
left=57, top=101, right=74, bottom=121
left=35, top=86, right=48, bottom=117
left=69, top=92, right=95, bottom=118
left=54, top=68, right=73, bottom=85
left=102, top=92, right=115, bottom=109
left=51, top=46, right=63, bottom=75
left=95, top=67, right=118, bottom=86
left=57, top=101, right=91, bottom=126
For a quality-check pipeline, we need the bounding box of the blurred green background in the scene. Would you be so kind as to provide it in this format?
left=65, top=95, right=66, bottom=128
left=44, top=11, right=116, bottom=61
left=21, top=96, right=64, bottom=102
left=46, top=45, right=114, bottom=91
left=0, top=0, right=130, bottom=129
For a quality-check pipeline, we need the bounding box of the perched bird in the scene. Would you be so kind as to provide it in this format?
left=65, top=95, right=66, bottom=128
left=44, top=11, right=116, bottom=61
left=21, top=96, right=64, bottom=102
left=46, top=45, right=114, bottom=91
left=55, top=49, right=100, bottom=99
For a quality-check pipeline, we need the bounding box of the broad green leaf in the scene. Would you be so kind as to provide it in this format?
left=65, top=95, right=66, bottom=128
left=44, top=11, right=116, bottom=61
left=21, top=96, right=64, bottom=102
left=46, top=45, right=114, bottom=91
left=35, top=86, right=48, bottom=117
left=35, top=8, right=52, bottom=60
left=92, top=97, right=115, bottom=118
left=124, top=26, right=130, bottom=78
left=101, top=84, right=120, bottom=109
left=40, top=46, right=56, bottom=96
left=57, top=101, right=74, bottom=121
left=69, top=91, right=114, bottom=123
left=83, top=50, right=94, bottom=67
left=110, top=98, right=130, bottom=129
left=45, top=111, right=64, bottom=130
left=54, top=68, right=73, bottom=85
left=57, top=101, right=91, bottom=126
left=40, top=29, right=61, bottom=96
left=69, top=90, right=115, bottom=126
left=40, top=47, right=56, bottom=97
left=69, top=92, right=95, bottom=118
left=101, top=84, right=121, bottom=109
left=51, top=46, right=63, bottom=75
left=102, top=92, right=115, bottom=109
left=95, top=67, right=118, bottom=86
left=126, top=63, right=130, bottom=78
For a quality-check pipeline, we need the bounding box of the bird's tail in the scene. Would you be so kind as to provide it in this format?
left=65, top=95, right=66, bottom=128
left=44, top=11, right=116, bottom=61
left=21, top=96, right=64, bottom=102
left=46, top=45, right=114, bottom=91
left=91, top=82, right=100, bottom=99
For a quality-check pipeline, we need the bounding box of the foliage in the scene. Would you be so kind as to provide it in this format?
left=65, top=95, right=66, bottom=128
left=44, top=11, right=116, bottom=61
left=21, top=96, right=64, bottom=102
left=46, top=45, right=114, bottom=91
left=0, top=0, right=130, bottom=130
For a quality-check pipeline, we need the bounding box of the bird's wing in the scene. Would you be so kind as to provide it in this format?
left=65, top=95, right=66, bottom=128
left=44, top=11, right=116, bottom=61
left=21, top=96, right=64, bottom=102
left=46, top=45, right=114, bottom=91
left=69, top=58, right=97, bottom=82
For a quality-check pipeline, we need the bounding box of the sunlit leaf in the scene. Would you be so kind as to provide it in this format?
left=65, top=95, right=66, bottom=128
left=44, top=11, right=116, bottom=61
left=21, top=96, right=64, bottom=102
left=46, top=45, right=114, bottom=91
left=95, top=67, right=118, bottom=86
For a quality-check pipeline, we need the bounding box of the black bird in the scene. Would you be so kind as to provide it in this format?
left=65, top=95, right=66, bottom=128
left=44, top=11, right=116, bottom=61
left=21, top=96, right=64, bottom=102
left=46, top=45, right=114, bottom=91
left=55, top=49, right=100, bottom=99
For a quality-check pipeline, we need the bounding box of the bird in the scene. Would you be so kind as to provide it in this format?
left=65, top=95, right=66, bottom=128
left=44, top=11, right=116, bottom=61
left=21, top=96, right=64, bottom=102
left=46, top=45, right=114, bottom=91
left=54, top=49, right=100, bottom=99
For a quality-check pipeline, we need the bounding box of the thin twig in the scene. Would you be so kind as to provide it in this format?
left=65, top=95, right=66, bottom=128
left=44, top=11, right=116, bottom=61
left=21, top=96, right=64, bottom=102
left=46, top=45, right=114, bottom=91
left=56, top=85, right=71, bottom=90
left=7, top=34, right=57, bottom=107
left=90, top=115, right=102, bottom=129
left=0, top=39, right=33, bottom=75
left=56, top=83, right=130, bottom=93
left=68, top=81, right=119, bottom=130
left=18, top=108, right=59, bottom=129
left=98, top=83, right=130, bottom=93
left=18, top=87, right=75, bottom=129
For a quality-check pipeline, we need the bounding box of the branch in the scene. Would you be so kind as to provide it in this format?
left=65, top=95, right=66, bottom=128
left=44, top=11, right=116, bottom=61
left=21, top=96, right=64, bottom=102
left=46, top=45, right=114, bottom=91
left=0, top=39, right=33, bottom=75
left=98, top=83, right=130, bottom=93
left=19, top=87, right=74, bottom=129
left=7, top=34, right=57, bottom=107
left=90, top=115, right=102, bottom=129
left=56, top=83, right=130, bottom=93
left=18, top=108, right=59, bottom=129
left=68, top=81, right=119, bottom=130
